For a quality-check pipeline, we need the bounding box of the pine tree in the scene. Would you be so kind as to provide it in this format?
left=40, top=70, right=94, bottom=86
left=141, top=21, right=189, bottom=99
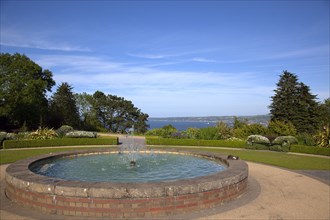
left=269, top=71, right=299, bottom=122
left=294, top=82, right=320, bottom=133
left=269, top=71, right=320, bottom=134
left=49, top=83, right=80, bottom=128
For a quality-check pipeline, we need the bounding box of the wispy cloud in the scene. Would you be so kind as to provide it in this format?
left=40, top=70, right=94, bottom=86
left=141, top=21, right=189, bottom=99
left=0, top=28, right=91, bottom=52
left=36, top=54, right=273, bottom=99
left=268, top=45, right=329, bottom=59
left=127, top=48, right=221, bottom=60
left=190, top=57, right=217, bottom=63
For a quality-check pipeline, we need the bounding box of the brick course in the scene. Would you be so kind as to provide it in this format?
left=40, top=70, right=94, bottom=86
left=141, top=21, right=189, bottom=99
left=5, top=149, right=248, bottom=218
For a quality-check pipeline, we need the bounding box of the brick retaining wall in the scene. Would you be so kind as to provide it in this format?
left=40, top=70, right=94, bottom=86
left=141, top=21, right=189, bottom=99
left=5, top=149, right=248, bottom=218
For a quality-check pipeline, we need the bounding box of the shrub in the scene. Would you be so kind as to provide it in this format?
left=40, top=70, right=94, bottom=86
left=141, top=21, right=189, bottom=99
left=245, top=143, right=269, bottom=150
left=269, top=145, right=289, bottom=152
left=246, top=135, right=270, bottom=145
left=3, top=137, right=118, bottom=149
left=146, top=137, right=246, bottom=148
left=183, top=127, right=200, bottom=139
left=234, top=124, right=267, bottom=139
left=16, top=132, right=30, bottom=140
left=216, top=122, right=233, bottom=140
left=272, top=136, right=298, bottom=146
left=29, top=127, right=58, bottom=140
left=65, top=131, right=97, bottom=138
left=267, top=120, right=297, bottom=136
left=297, top=133, right=315, bottom=146
left=170, top=132, right=188, bottom=139
left=314, top=125, right=330, bottom=148
left=197, top=127, right=219, bottom=140
left=56, top=125, right=74, bottom=137
left=145, top=124, right=178, bottom=138
left=226, top=137, right=242, bottom=141
left=0, top=132, right=7, bottom=147
left=6, top=133, right=16, bottom=140
left=160, top=124, right=178, bottom=138
left=290, top=145, right=330, bottom=156
left=145, top=128, right=165, bottom=137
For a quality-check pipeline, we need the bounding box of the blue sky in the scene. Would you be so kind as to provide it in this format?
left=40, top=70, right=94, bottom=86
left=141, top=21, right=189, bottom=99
left=1, top=1, right=329, bottom=117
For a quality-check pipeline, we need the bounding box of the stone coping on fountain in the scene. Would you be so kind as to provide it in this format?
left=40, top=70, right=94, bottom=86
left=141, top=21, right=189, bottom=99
left=5, top=149, right=249, bottom=218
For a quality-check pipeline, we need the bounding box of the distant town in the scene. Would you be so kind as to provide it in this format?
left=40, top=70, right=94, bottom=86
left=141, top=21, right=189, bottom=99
left=149, top=115, right=270, bottom=127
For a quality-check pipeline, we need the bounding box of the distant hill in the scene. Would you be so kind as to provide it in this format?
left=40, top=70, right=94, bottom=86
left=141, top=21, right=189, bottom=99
left=149, top=115, right=270, bottom=127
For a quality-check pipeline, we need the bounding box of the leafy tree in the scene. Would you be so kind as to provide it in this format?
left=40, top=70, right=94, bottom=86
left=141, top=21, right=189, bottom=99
left=0, top=53, right=55, bottom=130
left=269, top=71, right=320, bottom=134
left=75, top=92, right=100, bottom=131
left=48, top=83, right=80, bottom=128
left=76, top=91, right=149, bottom=133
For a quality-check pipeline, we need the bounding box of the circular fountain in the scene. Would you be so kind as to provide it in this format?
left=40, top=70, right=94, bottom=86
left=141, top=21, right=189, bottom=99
left=5, top=135, right=248, bottom=218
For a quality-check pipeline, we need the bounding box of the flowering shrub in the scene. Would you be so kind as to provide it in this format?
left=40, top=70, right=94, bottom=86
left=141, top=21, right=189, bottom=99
left=246, top=135, right=270, bottom=145
left=272, top=136, right=298, bottom=146
left=65, top=131, right=97, bottom=138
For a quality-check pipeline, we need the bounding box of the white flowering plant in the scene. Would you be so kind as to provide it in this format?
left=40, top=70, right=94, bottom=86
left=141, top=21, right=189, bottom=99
left=246, top=135, right=270, bottom=145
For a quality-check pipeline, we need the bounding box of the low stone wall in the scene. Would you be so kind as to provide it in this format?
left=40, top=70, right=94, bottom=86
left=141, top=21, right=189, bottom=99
left=5, top=149, right=248, bottom=218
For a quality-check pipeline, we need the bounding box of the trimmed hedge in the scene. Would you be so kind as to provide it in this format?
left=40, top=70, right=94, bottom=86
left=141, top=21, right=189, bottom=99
left=290, top=145, right=330, bottom=157
left=2, top=137, right=118, bottom=149
left=146, top=137, right=330, bottom=156
left=146, top=137, right=246, bottom=148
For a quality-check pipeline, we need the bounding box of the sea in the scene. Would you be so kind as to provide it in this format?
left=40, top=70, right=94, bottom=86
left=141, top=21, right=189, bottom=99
left=147, top=120, right=217, bottom=131
left=147, top=115, right=270, bottom=131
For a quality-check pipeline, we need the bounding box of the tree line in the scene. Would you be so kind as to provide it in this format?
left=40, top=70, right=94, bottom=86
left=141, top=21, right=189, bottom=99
left=1, top=53, right=329, bottom=141
left=0, top=53, right=149, bottom=133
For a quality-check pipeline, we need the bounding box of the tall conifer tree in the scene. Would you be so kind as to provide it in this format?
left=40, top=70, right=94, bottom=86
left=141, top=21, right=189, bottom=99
left=269, top=71, right=320, bottom=134
left=49, top=83, right=80, bottom=128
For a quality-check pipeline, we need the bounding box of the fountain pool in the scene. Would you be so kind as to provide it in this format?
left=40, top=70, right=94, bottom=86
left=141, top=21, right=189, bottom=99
left=30, top=152, right=226, bottom=182
left=5, top=149, right=248, bottom=218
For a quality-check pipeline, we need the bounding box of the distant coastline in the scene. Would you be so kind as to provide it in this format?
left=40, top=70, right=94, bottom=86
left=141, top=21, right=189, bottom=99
left=148, top=115, right=270, bottom=130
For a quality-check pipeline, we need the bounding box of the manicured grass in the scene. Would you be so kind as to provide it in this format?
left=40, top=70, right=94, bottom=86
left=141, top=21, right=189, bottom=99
left=2, top=137, right=118, bottom=149
left=149, top=146, right=330, bottom=170
left=1, top=145, right=329, bottom=170
left=0, top=146, right=116, bottom=165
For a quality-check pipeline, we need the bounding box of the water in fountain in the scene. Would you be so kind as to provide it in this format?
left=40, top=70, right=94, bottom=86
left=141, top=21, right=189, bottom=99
left=119, top=126, right=145, bottom=166
left=30, top=125, right=227, bottom=182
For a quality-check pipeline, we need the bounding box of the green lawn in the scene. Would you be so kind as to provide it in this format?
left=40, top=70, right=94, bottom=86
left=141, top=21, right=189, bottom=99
left=0, top=146, right=115, bottom=164
left=148, top=146, right=330, bottom=170
left=1, top=145, right=329, bottom=170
